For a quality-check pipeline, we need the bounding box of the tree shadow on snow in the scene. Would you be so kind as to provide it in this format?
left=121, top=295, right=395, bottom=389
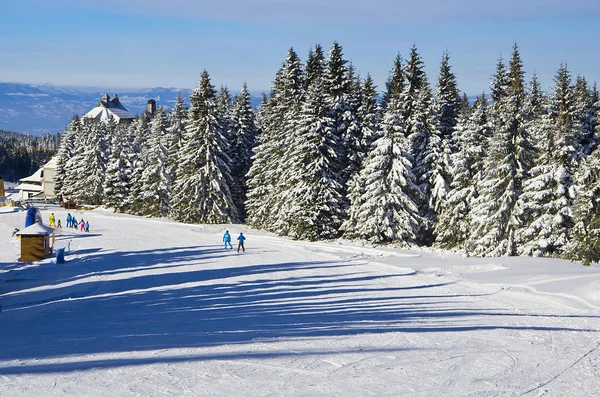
left=1, top=244, right=599, bottom=375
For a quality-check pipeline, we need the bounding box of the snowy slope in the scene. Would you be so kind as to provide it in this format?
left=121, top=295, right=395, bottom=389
left=1, top=207, right=599, bottom=396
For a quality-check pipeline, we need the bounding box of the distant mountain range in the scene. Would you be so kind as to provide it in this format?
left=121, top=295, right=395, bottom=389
left=0, top=82, right=263, bottom=136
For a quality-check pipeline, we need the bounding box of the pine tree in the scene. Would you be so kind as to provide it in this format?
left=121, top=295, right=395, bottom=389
left=433, top=51, right=461, bottom=140
left=325, top=41, right=361, bottom=190
left=103, top=121, right=133, bottom=212
left=428, top=51, right=461, bottom=241
left=133, top=108, right=171, bottom=217
left=360, top=74, right=383, bottom=148
left=573, top=75, right=596, bottom=154
left=490, top=56, right=509, bottom=104
left=230, top=83, right=258, bottom=222
left=170, top=70, right=238, bottom=224
left=515, top=64, right=582, bottom=256
left=166, top=93, right=188, bottom=186
left=276, top=66, right=343, bottom=240
left=402, top=47, right=436, bottom=242
left=381, top=54, right=404, bottom=109
left=515, top=122, right=573, bottom=256
left=343, top=74, right=383, bottom=236
left=246, top=48, right=304, bottom=229
left=342, top=98, right=422, bottom=243
left=524, top=73, right=547, bottom=142
left=566, top=147, right=600, bottom=265
left=469, top=44, right=535, bottom=256
left=54, top=115, right=80, bottom=198
left=64, top=120, right=109, bottom=205
left=436, top=94, right=492, bottom=249
left=127, top=113, right=152, bottom=214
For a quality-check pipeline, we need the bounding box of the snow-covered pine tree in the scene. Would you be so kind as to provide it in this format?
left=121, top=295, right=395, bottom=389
left=54, top=115, right=80, bottom=197
left=229, top=83, right=258, bottom=222
left=342, top=97, right=422, bottom=243
left=166, top=93, right=188, bottom=187
left=381, top=54, right=404, bottom=110
left=573, top=75, right=596, bottom=154
left=427, top=52, right=461, bottom=242
left=359, top=74, right=383, bottom=148
left=245, top=48, right=304, bottom=229
left=402, top=47, right=437, bottom=243
left=343, top=75, right=383, bottom=235
left=324, top=41, right=362, bottom=191
left=170, top=70, right=238, bottom=224
left=433, top=51, right=461, bottom=140
left=64, top=119, right=109, bottom=205
left=127, top=113, right=152, bottom=214
left=132, top=108, right=171, bottom=217
left=103, top=120, right=133, bottom=213
left=566, top=146, right=600, bottom=265
left=523, top=73, right=547, bottom=143
left=468, top=44, right=535, bottom=256
left=275, top=60, right=343, bottom=240
left=340, top=62, right=368, bottom=188
left=490, top=56, right=509, bottom=105
left=515, top=63, right=585, bottom=256
left=515, top=120, right=573, bottom=256
left=217, top=85, right=235, bottom=155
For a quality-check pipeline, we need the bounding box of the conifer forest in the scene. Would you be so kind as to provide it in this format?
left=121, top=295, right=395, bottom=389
left=0, top=130, right=59, bottom=182
left=53, top=43, right=600, bottom=264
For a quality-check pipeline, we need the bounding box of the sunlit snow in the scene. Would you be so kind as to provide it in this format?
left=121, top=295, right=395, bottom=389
left=1, top=206, right=599, bottom=396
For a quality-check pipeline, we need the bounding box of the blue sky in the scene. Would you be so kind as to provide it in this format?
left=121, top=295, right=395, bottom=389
left=1, top=0, right=599, bottom=96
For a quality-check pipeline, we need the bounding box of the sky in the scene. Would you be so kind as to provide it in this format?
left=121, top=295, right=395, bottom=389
left=1, top=0, right=599, bottom=96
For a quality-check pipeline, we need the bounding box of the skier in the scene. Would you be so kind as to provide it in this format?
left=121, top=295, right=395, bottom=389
left=223, top=230, right=233, bottom=250
left=66, top=213, right=72, bottom=227
left=237, top=232, right=246, bottom=253
left=49, top=213, right=56, bottom=227
left=71, top=216, right=77, bottom=228
left=85, top=220, right=90, bottom=232
left=57, top=219, right=62, bottom=228
left=79, top=219, right=85, bottom=232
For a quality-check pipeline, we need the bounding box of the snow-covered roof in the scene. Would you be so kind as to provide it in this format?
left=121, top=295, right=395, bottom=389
left=43, top=156, right=58, bottom=169
left=18, top=168, right=43, bottom=184
left=83, top=93, right=136, bottom=122
left=16, top=222, right=54, bottom=236
left=15, top=183, right=43, bottom=192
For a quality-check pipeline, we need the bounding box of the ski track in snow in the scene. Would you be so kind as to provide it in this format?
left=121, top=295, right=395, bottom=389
left=1, top=206, right=600, bottom=396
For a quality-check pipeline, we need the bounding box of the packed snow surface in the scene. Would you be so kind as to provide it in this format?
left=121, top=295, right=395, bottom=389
left=1, top=206, right=599, bottom=396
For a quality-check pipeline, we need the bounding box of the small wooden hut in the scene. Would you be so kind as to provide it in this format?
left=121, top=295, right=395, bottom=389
left=17, top=223, right=55, bottom=262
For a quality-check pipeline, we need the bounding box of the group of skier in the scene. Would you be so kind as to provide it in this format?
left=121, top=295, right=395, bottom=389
left=223, top=230, right=246, bottom=253
left=50, top=212, right=90, bottom=232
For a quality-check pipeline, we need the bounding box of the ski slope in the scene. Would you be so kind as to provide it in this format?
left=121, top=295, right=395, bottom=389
left=1, top=206, right=599, bottom=396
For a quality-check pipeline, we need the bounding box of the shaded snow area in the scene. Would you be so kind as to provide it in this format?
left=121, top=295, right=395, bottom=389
left=1, top=207, right=600, bottom=396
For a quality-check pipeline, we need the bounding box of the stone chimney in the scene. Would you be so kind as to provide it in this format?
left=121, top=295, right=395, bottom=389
left=146, top=99, right=156, bottom=115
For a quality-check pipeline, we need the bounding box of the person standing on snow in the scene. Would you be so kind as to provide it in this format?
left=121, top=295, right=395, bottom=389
left=237, top=232, right=246, bottom=253
left=223, top=230, right=233, bottom=250
left=66, top=213, right=72, bottom=227
left=49, top=213, right=56, bottom=227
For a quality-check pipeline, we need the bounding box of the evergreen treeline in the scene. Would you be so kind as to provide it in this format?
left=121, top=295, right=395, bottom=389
left=0, top=130, right=59, bottom=182
left=54, top=42, right=600, bottom=264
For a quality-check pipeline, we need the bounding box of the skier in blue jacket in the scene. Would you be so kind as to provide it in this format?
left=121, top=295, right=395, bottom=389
left=237, top=232, right=246, bottom=253
left=223, top=230, right=233, bottom=250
